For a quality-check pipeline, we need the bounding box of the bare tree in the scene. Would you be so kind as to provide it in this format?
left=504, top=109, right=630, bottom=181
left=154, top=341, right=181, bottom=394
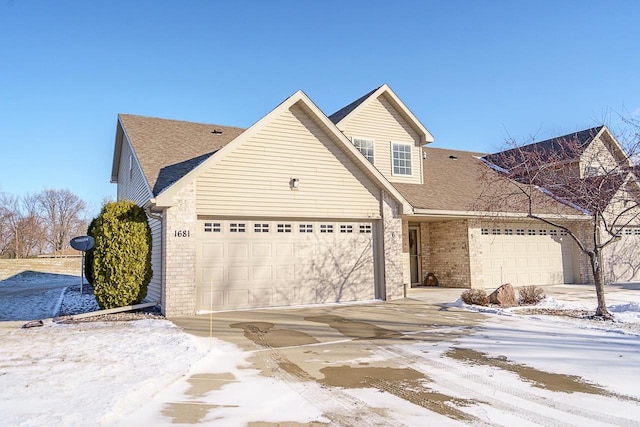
left=0, top=193, right=18, bottom=258
left=480, top=125, right=640, bottom=319
left=36, top=188, right=88, bottom=254
left=0, top=192, right=48, bottom=258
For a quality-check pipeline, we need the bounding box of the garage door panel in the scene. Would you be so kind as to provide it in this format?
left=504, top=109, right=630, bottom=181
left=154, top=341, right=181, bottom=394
left=197, top=290, right=224, bottom=311
left=297, top=242, right=316, bottom=257
left=276, top=265, right=295, bottom=280
left=228, top=243, right=249, bottom=257
left=274, top=287, right=295, bottom=304
left=228, top=289, right=250, bottom=306
left=295, top=286, right=318, bottom=304
left=603, top=232, right=640, bottom=282
left=295, top=263, right=316, bottom=279
left=228, top=266, right=249, bottom=281
left=201, top=266, right=224, bottom=283
left=274, top=243, right=294, bottom=257
left=253, top=243, right=272, bottom=257
left=252, top=265, right=273, bottom=280
left=250, top=288, right=272, bottom=306
left=197, top=219, right=376, bottom=311
left=202, top=243, right=224, bottom=258
left=481, top=222, right=573, bottom=287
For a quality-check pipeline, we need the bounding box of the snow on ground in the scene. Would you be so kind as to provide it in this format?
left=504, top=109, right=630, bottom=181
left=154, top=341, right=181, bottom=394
left=1, top=284, right=640, bottom=426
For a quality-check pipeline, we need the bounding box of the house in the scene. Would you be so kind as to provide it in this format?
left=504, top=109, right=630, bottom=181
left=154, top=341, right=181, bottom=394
left=484, top=126, right=640, bottom=284
left=112, top=85, right=631, bottom=316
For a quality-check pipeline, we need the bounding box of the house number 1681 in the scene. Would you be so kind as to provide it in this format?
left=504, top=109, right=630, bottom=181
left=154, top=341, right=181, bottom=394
left=174, top=230, right=190, bottom=237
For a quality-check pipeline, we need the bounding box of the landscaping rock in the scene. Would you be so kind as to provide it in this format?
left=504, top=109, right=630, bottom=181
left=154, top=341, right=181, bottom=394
left=489, top=283, right=518, bottom=307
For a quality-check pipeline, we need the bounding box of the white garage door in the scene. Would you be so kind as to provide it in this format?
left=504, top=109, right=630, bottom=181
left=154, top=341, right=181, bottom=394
left=603, top=227, right=640, bottom=283
left=196, top=219, right=376, bottom=312
left=480, top=223, right=574, bottom=287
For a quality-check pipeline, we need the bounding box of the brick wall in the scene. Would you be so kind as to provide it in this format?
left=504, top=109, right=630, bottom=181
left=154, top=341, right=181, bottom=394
left=419, top=222, right=430, bottom=284
left=162, top=182, right=198, bottom=316
left=426, top=220, right=472, bottom=288
left=467, top=218, right=485, bottom=289
left=382, top=191, right=404, bottom=299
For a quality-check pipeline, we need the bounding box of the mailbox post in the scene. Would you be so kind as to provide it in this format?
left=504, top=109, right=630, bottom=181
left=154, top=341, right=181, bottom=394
left=70, top=235, right=95, bottom=295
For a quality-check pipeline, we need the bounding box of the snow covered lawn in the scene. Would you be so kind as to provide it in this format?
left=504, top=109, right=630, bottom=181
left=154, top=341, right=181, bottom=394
left=1, top=284, right=640, bottom=426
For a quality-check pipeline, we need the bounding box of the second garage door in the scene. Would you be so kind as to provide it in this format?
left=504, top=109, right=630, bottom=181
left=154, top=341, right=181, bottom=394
left=480, top=223, right=574, bottom=287
left=196, top=219, right=377, bottom=312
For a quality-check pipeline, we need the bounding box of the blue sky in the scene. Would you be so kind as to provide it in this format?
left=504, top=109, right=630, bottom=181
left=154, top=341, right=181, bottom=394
left=1, top=0, right=639, bottom=216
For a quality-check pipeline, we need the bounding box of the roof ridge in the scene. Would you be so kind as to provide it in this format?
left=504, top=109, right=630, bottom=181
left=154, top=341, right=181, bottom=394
left=327, top=85, right=383, bottom=124
left=118, top=113, right=246, bottom=131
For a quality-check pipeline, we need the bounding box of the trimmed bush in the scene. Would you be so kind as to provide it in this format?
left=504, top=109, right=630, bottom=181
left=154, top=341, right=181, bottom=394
left=519, top=285, right=546, bottom=305
left=461, top=289, right=489, bottom=306
left=87, top=200, right=152, bottom=309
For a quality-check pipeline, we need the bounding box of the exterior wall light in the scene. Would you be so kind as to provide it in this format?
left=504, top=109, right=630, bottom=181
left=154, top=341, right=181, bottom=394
left=290, top=178, right=300, bottom=190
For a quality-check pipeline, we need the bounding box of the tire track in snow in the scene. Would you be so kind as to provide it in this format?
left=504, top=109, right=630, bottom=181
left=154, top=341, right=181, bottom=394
left=380, top=344, right=640, bottom=427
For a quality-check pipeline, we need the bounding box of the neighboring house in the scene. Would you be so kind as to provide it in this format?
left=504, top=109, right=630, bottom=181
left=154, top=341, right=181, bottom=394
left=484, top=126, right=640, bottom=284
left=111, top=85, right=633, bottom=316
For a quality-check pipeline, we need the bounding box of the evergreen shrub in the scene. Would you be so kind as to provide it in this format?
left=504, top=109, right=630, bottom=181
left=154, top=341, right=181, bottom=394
left=87, top=200, right=152, bottom=309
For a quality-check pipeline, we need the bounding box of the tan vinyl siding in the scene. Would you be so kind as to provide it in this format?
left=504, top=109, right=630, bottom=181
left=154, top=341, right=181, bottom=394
left=580, top=137, right=620, bottom=177
left=341, top=94, right=422, bottom=185
left=196, top=104, right=380, bottom=218
left=116, top=136, right=161, bottom=304
left=116, top=137, right=153, bottom=206
left=146, top=217, right=162, bottom=303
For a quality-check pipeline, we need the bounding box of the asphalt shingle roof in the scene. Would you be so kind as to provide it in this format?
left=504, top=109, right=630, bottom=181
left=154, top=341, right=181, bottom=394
left=394, top=147, right=584, bottom=215
left=328, top=86, right=381, bottom=124
left=118, top=114, right=246, bottom=196
left=484, top=126, right=604, bottom=167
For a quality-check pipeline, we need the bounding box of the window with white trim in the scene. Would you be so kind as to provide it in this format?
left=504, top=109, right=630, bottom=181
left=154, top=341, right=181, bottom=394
left=340, top=225, right=353, bottom=233
left=492, top=228, right=501, bottom=235
left=635, top=229, right=640, bottom=236
left=299, top=224, right=313, bottom=233
left=320, top=224, right=334, bottom=233
left=204, top=222, right=221, bottom=232
left=359, top=224, right=372, bottom=233
left=277, top=224, right=292, bottom=233
left=391, top=143, right=412, bottom=176
left=505, top=229, right=513, bottom=235
left=481, top=228, right=489, bottom=235
left=254, top=223, right=269, bottom=233
left=550, top=229, right=558, bottom=236
left=625, top=228, right=632, bottom=235
left=516, top=229, right=525, bottom=235
left=352, top=138, right=374, bottom=164
left=528, top=229, right=536, bottom=235
left=539, top=229, right=547, bottom=235
left=230, top=223, right=245, bottom=233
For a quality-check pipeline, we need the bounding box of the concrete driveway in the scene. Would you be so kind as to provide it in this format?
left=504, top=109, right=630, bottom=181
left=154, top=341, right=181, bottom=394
left=170, top=296, right=488, bottom=425
left=160, top=285, right=640, bottom=426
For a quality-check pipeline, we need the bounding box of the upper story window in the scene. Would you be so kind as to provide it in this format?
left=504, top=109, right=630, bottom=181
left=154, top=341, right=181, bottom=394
left=352, top=138, right=374, bottom=164
left=391, top=143, right=412, bottom=176
left=584, top=166, right=599, bottom=177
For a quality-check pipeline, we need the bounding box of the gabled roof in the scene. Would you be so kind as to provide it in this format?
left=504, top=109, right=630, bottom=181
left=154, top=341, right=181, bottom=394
left=393, top=147, right=586, bottom=217
left=547, top=171, right=639, bottom=215
left=149, top=90, right=412, bottom=212
left=328, top=86, right=380, bottom=124
left=329, top=84, right=434, bottom=145
left=484, top=125, right=605, bottom=167
left=113, top=114, right=246, bottom=196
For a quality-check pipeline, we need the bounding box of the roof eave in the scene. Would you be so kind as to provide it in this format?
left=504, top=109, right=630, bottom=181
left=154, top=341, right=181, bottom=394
left=110, top=117, right=124, bottom=183
left=335, top=84, right=434, bottom=145
left=410, top=208, right=589, bottom=221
